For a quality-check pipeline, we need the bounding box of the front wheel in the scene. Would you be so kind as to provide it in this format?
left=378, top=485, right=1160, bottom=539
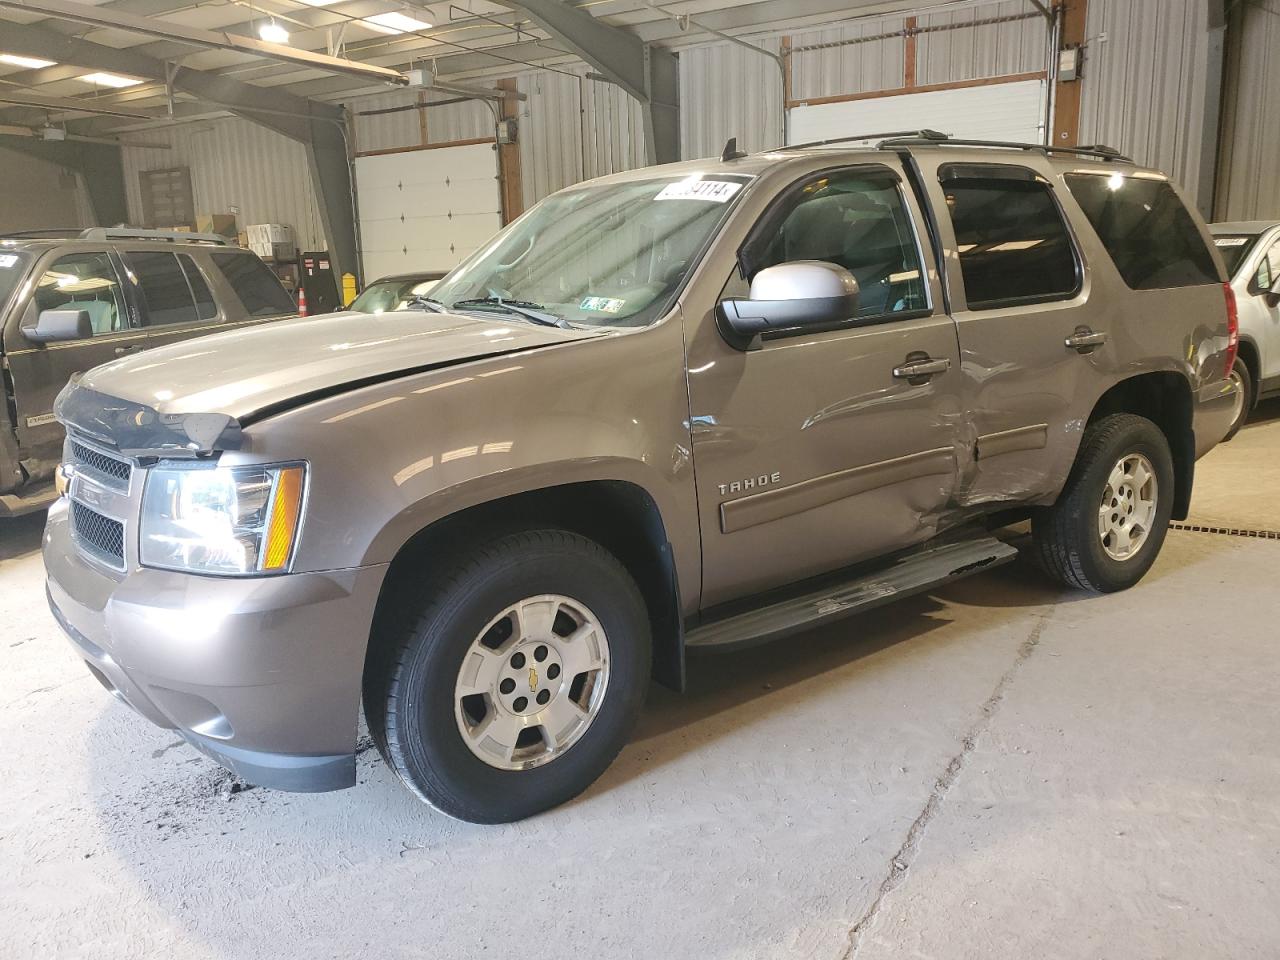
left=366, top=529, right=651, bottom=823
left=1033, top=413, right=1175, bottom=593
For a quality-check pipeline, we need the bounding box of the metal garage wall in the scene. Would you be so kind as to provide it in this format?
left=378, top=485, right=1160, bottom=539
left=347, top=89, right=493, bottom=152
left=1215, top=1, right=1280, bottom=221
left=915, top=1, right=1048, bottom=84
left=788, top=15, right=908, bottom=102
left=679, top=39, right=785, bottom=159
left=1077, top=0, right=1212, bottom=208
left=0, top=147, right=93, bottom=232
left=120, top=117, right=327, bottom=250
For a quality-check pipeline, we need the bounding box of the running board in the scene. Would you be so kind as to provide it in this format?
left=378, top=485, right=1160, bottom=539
left=686, top=537, right=1019, bottom=650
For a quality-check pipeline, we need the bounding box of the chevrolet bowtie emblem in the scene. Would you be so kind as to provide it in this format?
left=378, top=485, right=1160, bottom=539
left=528, top=667, right=538, bottom=691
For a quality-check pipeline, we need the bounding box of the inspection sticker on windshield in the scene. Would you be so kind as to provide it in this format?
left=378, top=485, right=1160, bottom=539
left=1215, top=237, right=1249, bottom=247
left=580, top=296, right=625, bottom=314
left=655, top=179, right=742, bottom=203
left=0, top=255, right=19, bottom=269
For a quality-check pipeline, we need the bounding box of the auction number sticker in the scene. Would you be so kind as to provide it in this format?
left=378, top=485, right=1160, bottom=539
left=655, top=179, right=743, bottom=203
left=1214, top=237, right=1249, bottom=247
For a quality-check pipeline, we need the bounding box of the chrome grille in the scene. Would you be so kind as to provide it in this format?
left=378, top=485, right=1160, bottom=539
left=70, top=439, right=132, bottom=490
left=71, top=500, right=126, bottom=569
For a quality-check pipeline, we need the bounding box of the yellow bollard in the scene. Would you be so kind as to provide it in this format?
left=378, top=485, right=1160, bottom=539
left=342, top=272, right=358, bottom=307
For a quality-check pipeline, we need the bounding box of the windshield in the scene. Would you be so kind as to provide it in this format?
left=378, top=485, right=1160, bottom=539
left=0, top=249, right=32, bottom=314
left=430, top=174, right=752, bottom=328
left=1213, top=234, right=1262, bottom=277
left=351, top=276, right=444, bottom=314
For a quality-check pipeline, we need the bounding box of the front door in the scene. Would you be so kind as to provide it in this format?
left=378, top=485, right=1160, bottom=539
left=684, top=161, right=965, bottom=608
left=3, top=248, right=144, bottom=481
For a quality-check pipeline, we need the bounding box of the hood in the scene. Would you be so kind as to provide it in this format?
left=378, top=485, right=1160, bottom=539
left=57, top=309, right=589, bottom=457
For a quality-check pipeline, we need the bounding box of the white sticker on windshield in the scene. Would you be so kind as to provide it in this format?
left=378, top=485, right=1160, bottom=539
left=655, top=179, right=742, bottom=203
left=0, top=254, right=18, bottom=268
left=1215, top=237, right=1249, bottom=247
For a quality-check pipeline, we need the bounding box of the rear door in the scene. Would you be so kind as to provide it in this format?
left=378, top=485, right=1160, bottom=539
left=120, top=249, right=222, bottom=352
left=910, top=157, right=1110, bottom=505
left=3, top=247, right=143, bottom=478
left=685, top=159, right=965, bottom=606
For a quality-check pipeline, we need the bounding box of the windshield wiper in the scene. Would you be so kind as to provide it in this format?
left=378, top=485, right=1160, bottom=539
left=450, top=297, right=570, bottom=329
left=405, top=295, right=447, bottom=313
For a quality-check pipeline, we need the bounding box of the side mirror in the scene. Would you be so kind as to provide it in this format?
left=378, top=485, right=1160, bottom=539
left=24, top=309, right=92, bottom=344
left=716, top=261, right=860, bottom=350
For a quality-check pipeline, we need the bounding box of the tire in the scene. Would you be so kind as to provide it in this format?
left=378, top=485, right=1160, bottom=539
left=365, top=529, right=650, bottom=823
left=1033, top=413, right=1175, bottom=593
left=1222, top=356, right=1253, bottom=442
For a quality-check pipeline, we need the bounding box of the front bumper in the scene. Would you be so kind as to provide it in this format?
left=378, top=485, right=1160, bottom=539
left=43, top=499, right=388, bottom=792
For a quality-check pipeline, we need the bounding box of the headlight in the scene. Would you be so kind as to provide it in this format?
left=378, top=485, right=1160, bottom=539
left=140, top=462, right=306, bottom=576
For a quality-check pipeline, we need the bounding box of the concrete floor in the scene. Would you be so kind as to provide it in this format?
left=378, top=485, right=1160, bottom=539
left=3, top=406, right=1280, bottom=960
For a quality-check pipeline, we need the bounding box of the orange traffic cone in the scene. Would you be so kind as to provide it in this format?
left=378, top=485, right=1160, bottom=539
left=297, top=285, right=308, bottom=317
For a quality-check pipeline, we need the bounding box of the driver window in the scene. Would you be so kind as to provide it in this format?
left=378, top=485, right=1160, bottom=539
left=747, top=168, right=928, bottom=318
left=33, top=251, right=129, bottom=338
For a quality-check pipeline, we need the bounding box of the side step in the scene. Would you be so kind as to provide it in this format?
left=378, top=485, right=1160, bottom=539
left=685, top=536, right=1019, bottom=650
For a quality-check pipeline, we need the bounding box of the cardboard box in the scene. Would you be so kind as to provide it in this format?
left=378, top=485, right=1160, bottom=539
left=196, top=213, right=238, bottom=240
left=247, top=223, right=295, bottom=261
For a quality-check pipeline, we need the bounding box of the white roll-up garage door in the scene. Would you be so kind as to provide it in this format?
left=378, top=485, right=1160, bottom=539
left=355, top=141, right=502, bottom=282
left=788, top=78, right=1048, bottom=147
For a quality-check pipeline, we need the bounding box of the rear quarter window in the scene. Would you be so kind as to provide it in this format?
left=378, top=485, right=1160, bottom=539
left=1065, top=173, right=1220, bottom=290
left=211, top=252, right=295, bottom=317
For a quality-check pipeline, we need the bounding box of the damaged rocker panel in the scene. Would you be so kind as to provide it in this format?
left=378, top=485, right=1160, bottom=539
left=975, top=423, right=1049, bottom=460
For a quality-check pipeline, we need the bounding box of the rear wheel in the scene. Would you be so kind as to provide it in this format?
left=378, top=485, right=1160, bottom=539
left=1033, top=413, right=1174, bottom=593
left=366, top=529, right=650, bottom=823
left=1222, top=356, right=1252, bottom=442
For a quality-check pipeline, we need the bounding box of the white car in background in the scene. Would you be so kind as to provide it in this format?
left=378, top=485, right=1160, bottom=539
left=1211, top=221, right=1280, bottom=439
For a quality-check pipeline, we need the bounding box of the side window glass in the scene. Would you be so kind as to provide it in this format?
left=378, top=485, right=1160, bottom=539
left=1065, top=173, right=1219, bottom=290
left=1257, top=242, right=1280, bottom=291
left=941, top=165, right=1079, bottom=309
left=210, top=252, right=295, bottom=317
left=746, top=167, right=928, bottom=319
left=126, top=251, right=198, bottom=326
left=32, top=251, right=128, bottom=338
left=178, top=255, right=217, bottom=320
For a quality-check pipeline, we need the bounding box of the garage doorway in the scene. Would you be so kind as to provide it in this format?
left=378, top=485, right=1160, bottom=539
left=354, top=139, right=502, bottom=282
left=788, top=76, right=1048, bottom=146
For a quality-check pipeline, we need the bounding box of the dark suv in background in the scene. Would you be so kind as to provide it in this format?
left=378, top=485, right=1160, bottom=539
left=0, top=228, right=296, bottom=517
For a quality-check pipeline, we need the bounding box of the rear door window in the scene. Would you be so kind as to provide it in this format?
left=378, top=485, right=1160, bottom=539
left=210, top=252, right=295, bottom=317
left=125, top=251, right=199, bottom=326
left=1065, top=173, right=1220, bottom=289
left=32, top=251, right=129, bottom=337
left=939, top=164, right=1080, bottom=310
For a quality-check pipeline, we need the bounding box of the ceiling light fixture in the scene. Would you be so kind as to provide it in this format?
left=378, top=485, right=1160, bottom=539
left=80, top=72, right=144, bottom=88
left=257, top=19, right=290, bottom=43
left=363, top=11, right=432, bottom=34
left=0, top=53, right=57, bottom=69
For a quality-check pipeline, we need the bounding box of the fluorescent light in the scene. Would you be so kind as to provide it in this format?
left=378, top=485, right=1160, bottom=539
left=80, top=72, right=143, bottom=88
left=362, top=12, right=431, bottom=34
left=0, top=53, right=57, bottom=69
left=296, top=0, right=339, bottom=5
left=258, top=20, right=290, bottom=43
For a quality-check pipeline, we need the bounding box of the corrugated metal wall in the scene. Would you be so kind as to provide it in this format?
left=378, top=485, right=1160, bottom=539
left=120, top=117, right=327, bottom=249
left=679, top=39, right=785, bottom=158
left=1077, top=0, right=1212, bottom=208
left=915, top=1, right=1047, bottom=85
left=1215, top=0, right=1280, bottom=220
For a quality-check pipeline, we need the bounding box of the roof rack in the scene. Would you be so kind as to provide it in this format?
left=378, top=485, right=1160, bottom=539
left=0, top=228, right=86, bottom=240
left=876, top=134, right=1132, bottom=163
left=785, top=128, right=950, bottom=151
left=78, top=227, right=230, bottom=245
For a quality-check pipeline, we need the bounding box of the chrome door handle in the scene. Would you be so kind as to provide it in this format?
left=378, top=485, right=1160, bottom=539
left=1064, top=328, right=1108, bottom=353
left=114, top=344, right=143, bottom=356
left=892, top=356, right=951, bottom=382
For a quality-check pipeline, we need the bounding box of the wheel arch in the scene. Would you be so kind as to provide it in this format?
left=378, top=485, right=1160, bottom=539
left=1087, top=371, right=1194, bottom=520
left=367, top=478, right=686, bottom=695
left=1236, top=336, right=1260, bottom=409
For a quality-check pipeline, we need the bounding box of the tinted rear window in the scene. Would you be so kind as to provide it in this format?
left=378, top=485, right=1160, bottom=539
left=127, top=251, right=199, bottom=326
left=1065, top=173, right=1220, bottom=289
left=941, top=166, right=1079, bottom=310
left=1212, top=234, right=1261, bottom=277
left=211, top=252, right=295, bottom=317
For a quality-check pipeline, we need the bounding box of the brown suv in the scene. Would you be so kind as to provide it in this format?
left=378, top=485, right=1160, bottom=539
left=0, top=228, right=296, bottom=517
left=43, top=135, right=1239, bottom=823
